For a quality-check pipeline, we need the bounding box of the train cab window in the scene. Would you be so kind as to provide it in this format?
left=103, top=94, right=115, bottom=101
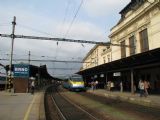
left=70, top=75, right=83, bottom=82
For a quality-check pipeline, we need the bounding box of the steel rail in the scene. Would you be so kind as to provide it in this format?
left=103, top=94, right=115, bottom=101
left=51, top=95, right=67, bottom=120
left=61, top=92, right=99, bottom=120
left=52, top=88, right=99, bottom=120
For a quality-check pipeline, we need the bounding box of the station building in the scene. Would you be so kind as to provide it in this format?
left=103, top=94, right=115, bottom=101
left=4, top=64, right=53, bottom=93
left=78, top=0, right=160, bottom=94
left=81, top=45, right=111, bottom=70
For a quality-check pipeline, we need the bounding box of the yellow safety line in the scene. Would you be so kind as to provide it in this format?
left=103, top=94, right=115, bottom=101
left=23, top=95, right=36, bottom=120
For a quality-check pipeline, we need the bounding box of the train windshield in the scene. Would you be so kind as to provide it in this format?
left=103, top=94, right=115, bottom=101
left=71, top=75, right=83, bottom=82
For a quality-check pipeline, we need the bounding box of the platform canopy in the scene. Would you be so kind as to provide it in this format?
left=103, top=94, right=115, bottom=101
left=78, top=48, right=160, bottom=76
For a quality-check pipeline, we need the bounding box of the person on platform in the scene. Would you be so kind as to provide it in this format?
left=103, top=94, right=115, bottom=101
left=95, top=80, right=98, bottom=89
left=91, top=81, right=95, bottom=91
left=107, top=81, right=111, bottom=91
left=110, top=81, right=114, bottom=91
left=139, top=79, right=145, bottom=97
left=31, top=80, right=35, bottom=94
left=120, top=81, right=123, bottom=92
left=144, top=80, right=150, bottom=97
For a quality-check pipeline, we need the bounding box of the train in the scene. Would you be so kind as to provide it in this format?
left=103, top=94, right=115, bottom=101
left=62, top=74, right=85, bottom=91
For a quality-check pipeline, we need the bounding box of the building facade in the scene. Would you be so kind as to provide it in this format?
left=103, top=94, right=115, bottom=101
left=82, top=45, right=111, bottom=70
left=109, top=0, right=160, bottom=93
left=79, top=0, right=160, bottom=93
left=109, top=0, right=160, bottom=61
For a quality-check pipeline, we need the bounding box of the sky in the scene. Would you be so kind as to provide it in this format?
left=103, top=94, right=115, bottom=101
left=0, top=0, right=130, bottom=78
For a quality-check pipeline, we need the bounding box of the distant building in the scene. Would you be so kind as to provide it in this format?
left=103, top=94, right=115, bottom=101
left=81, top=44, right=111, bottom=71
left=4, top=64, right=53, bottom=93
left=100, top=46, right=112, bottom=64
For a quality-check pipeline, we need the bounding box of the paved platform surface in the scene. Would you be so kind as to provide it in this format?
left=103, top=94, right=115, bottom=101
left=1, top=87, right=159, bottom=120
left=0, top=91, right=45, bottom=120
left=87, top=89, right=160, bottom=108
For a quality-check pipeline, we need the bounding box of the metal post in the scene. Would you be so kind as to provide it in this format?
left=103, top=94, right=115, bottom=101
left=38, top=64, right=41, bottom=87
left=131, top=69, right=134, bottom=94
left=84, top=76, right=86, bottom=84
left=28, top=51, right=31, bottom=65
left=105, top=72, right=108, bottom=90
left=28, top=51, right=31, bottom=93
left=5, top=70, right=8, bottom=91
left=8, top=16, right=16, bottom=92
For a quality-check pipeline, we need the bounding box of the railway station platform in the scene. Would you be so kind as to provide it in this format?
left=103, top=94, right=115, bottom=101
left=0, top=90, right=45, bottom=120
left=87, top=89, right=160, bottom=109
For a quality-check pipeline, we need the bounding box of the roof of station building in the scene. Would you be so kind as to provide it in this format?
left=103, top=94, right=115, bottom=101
left=78, top=48, right=160, bottom=76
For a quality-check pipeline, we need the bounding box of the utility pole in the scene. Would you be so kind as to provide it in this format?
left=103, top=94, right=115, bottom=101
left=28, top=51, right=31, bottom=65
left=8, top=16, right=16, bottom=92
left=28, top=51, right=31, bottom=93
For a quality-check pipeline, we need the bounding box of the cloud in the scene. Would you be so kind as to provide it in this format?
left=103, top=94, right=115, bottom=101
left=0, top=5, right=106, bottom=76
left=83, top=0, right=130, bottom=17
left=0, top=0, right=131, bottom=77
left=55, top=21, right=106, bottom=41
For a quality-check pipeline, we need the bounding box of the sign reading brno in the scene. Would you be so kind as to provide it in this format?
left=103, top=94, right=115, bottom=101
left=14, top=64, right=29, bottom=77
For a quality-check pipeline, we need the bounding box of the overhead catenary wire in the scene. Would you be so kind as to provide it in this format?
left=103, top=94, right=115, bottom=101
left=0, top=34, right=133, bottom=47
left=71, top=41, right=87, bottom=74
left=17, top=24, right=54, bottom=37
left=0, top=22, right=11, bottom=26
left=0, top=24, right=11, bottom=27
left=1, top=52, right=84, bottom=64
left=0, top=58, right=93, bottom=63
left=15, top=12, right=85, bottom=69
left=0, top=14, right=136, bottom=76
left=48, top=67, right=79, bottom=70
left=54, top=0, right=82, bottom=71
left=60, top=0, right=71, bottom=37
left=64, top=0, right=84, bottom=37
left=55, top=0, right=72, bottom=64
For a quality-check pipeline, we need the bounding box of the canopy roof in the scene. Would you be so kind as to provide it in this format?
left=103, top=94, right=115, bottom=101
left=78, top=48, right=160, bottom=76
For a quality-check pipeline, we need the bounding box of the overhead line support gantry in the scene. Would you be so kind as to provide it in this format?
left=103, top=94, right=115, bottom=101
left=0, top=33, right=132, bottom=48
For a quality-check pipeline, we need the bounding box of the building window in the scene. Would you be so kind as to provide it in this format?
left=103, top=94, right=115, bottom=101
left=107, top=55, right=110, bottom=62
left=95, top=60, right=97, bottom=66
left=120, top=40, right=126, bottom=58
left=103, top=57, right=106, bottom=64
left=139, top=28, right=149, bottom=52
left=106, top=46, right=110, bottom=50
left=129, top=35, right=136, bottom=55
left=102, top=49, right=106, bottom=52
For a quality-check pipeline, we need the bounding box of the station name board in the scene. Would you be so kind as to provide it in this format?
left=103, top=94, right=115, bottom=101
left=113, top=72, right=121, bottom=77
left=14, top=64, right=29, bottom=78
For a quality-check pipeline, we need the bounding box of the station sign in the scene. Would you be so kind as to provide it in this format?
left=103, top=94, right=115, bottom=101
left=94, top=75, right=98, bottom=78
left=100, top=74, right=104, bottom=78
left=113, top=72, right=121, bottom=76
left=14, top=64, right=29, bottom=78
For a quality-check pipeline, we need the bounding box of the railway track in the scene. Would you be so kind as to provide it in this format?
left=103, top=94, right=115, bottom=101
left=45, top=85, right=160, bottom=120
left=45, top=84, right=99, bottom=120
